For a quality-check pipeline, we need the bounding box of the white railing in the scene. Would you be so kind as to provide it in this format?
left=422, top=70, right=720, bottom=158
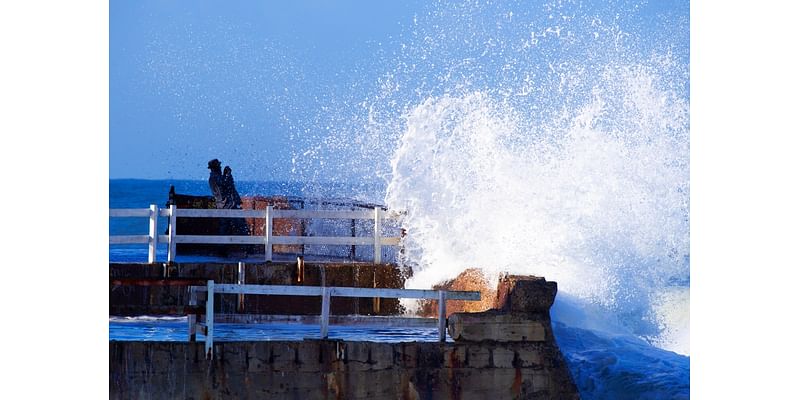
left=188, top=280, right=481, bottom=359
left=109, top=204, right=404, bottom=263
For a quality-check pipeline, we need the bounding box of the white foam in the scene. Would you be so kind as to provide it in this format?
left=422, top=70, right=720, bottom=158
left=386, top=81, right=689, bottom=355
left=292, top=0, right=690, bottom=356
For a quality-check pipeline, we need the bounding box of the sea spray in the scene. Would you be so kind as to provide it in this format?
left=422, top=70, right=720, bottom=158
left=292, top=0, right=690, bottom=358
left=385, top=76, right=689, bottom=353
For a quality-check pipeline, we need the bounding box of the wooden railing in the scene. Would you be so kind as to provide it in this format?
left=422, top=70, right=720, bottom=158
left=109, top=204, right=404, bottom=263
left=188, top=280, right=481, bottom=359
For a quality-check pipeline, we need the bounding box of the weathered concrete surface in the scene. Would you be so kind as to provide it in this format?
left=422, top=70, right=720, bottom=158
left=110, top=273, right=580, bottom=399
left=448, top=312, right=548, bottom=342
left=419, top=269, right=497, bottom=317
left=447, top=275, right=558, bottom=344
left=110, top=262, right=411, bottom=316
left=109, top=340, right=579, bottom=400
left=494, top=275, right=557, bottom=316
left=418, top=272, right=558, bottom=321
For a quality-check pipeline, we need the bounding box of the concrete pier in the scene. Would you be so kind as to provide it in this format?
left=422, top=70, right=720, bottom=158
left=109, top=270, right=579, bottom=399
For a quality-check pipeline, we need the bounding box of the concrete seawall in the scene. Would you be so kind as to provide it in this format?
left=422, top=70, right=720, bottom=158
left=111, top=262, right=410, bottom=316
left=109, top=273, right=580, bottom=399
left=110, top=339, right=577, bottom=399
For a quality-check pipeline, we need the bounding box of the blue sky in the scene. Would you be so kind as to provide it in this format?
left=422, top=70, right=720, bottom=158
left=110, top=0, right=425, bottom=181
left=110, top=0, right=687, bottom=182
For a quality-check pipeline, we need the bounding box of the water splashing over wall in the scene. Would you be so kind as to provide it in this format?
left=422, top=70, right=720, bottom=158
left=296, top=0, right=689, bottom=355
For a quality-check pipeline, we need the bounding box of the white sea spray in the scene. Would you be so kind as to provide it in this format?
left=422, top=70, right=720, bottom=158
left=294, top=0, right=690, bottom=359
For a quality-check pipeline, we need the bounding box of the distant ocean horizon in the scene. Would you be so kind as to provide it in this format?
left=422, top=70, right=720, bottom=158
left=109, top=178, right=388, bottom=208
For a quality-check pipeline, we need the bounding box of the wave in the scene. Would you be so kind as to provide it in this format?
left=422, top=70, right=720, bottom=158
left=294, top=2, right=690, bottom=395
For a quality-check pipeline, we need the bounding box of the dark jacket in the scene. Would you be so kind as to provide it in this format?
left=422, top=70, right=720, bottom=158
left=208, top=167, right=227, bottom=209
left=221, top=168, right=242, bottom=209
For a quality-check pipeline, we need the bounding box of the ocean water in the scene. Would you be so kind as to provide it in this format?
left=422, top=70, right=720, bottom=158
left=109, top=316, right=446, bottom=343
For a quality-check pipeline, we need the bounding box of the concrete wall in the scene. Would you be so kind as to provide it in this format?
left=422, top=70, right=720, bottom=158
left=109, top=273, right=580, bottom=399
left=110, top=262, right=411, bottom=316
left=110, top=339, right=578, bottom=400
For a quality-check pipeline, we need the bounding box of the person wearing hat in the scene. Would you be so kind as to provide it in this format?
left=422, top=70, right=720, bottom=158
left=207, top=159, right=225, bottom=208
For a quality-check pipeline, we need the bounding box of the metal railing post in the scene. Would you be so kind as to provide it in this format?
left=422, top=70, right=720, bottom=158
left=205, top=280, right=215, bottom=360
left=237, top=262, right=245, bottom=313
left=265, top=205, right=273, bottom=262
left=188, top=287, right=197, bottom=342
left=148, top=204, right=159, bottom=263
left=438, top=290, right=447, bottom=342
left=321, top=287, right=331, bottom=339
left=350, top=218, right=356, bottom=259
left=373, top=206, right=382, bottom=264
left=167, top=204, right=177, bottom=263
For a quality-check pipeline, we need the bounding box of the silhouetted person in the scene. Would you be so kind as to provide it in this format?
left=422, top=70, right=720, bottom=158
left=207, top=159, right=225, bottom=208
left=221, top=165, right=248, bottom=239
left=222, top=165, right=242, bottom=209
left=208, top=159, right=249, bottom=247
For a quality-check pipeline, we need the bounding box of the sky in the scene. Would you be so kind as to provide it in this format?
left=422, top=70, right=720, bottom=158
left=110, top=0, right=425, bottom=181
left=109, top=0, right=685, bottom=182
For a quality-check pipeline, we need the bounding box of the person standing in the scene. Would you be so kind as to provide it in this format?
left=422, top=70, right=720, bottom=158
left=207, top=159, right=225, bottom=208
left=222, top=165, right=242, bottom=209
left=208, top=159, right=249, bottom=255
left=221, top=164, right=248, bottom=236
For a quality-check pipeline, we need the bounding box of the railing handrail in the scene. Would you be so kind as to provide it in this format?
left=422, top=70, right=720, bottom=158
left=212, top=314, right=439, bottom=328
left=190, top=280, right=480, bottom=359
left=190, top=283, right=480, bottom=301
left=110, top=207, right=405, bottom=219
left=109, top=204, right=404, bottom=263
